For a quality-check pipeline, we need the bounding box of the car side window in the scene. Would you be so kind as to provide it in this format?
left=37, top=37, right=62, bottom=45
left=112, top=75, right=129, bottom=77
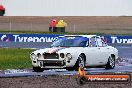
left=90, top=37, right=97, bottom=47
left=101, top=38, right=108, bottom=47
left=96, top=38, right=103, bottom=47
left=96, top=37, right=107, bottom=47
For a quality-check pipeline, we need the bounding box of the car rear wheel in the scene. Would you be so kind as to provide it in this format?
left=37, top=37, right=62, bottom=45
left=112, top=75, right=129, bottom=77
left=33, top=67, right=44, bottom=72
left=74, top=54, right=85, bottom=71
left=105, top=56, right=115, bottom=69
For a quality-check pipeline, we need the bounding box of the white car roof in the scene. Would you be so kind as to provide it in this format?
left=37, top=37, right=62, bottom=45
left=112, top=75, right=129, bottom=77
left=79, top=35, right=97, bottom=38
left=61, top=35, right=97, bottom=38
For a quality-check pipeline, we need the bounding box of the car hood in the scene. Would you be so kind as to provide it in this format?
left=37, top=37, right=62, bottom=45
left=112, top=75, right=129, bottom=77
left=32, top=47, right=81, bottom=54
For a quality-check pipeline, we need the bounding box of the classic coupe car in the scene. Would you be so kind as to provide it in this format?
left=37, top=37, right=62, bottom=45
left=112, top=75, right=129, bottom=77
left=30, top=35, right=118, bottom=72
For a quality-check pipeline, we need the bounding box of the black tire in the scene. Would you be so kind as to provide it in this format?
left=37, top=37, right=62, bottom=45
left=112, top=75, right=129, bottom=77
left=33, top=67, right=44, bottom=72
left=105, top=56, right=115, bottom=69
left=74, top=54, right=85, bottom=71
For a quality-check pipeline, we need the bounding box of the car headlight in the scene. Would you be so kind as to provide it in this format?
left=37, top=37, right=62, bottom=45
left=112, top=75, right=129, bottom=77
left=66, top=53, right=72, bottom=60
left=37, top=53, right=41, bottom=58
left=60, top=53, right=64, bottom=58
left=31, top=53, right=37, bottom=60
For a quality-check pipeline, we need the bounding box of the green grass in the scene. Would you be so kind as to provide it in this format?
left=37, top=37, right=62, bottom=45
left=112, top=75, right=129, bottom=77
left=0, top=30, right=107, bottom=35
left=0, top=30, right=97, bottom=34
left=0, top=30, right=132, bottom=35
left=0, top=48, right=34, bottom=70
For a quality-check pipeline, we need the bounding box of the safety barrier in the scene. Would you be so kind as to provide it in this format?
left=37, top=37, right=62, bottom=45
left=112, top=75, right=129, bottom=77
left=103, top=35, right=132, bottom=44
left=0, top=34, right=132, bottom=44
left=0, top=34, right=62, bottom=43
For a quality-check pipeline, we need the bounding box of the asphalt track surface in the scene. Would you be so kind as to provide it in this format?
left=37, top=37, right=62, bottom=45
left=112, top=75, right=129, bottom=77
left=0, top=43, right=132, bottom=77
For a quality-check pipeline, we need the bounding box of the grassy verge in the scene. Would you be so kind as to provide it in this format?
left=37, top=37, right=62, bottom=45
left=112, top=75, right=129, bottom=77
left=0, top=30, right=132, bottom=35
left=0, top=48, right=34, bottom=70
left=0, top=30, right=104, bottom=35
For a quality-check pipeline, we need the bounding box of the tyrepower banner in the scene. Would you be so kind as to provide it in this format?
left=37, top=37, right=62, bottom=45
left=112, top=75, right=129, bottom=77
left=0, top=34, right=132, bottom=44
left=103, top=35, right=132, bottom=44
left=0, top=34, right=62, bottom=43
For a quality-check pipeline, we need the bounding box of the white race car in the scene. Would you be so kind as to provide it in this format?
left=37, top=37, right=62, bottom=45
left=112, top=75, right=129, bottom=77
left=30, top=35, right=118, bottom=72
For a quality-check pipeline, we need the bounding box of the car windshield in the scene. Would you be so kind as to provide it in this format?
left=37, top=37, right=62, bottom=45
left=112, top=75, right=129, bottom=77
left=51, top=36, right=88, bottom=47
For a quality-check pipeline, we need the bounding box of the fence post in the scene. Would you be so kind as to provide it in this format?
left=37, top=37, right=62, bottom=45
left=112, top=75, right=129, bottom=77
left=9, top=21, right=11, bottom=33
left=74, top=24, right=76, bottom=33
left=30, top=23, right=32, bottom=33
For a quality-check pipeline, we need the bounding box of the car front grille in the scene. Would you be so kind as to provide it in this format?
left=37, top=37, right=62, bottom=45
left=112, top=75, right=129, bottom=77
left=43, top=60, right=65, bottom=66
left=43, top=53, right=59, bottom=59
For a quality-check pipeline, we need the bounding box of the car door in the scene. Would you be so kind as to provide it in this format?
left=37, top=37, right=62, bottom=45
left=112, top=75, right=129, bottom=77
left=83, top=37, right=100, bottom=66
left=83, top=37, right=109, bottom=66
left=95, top=37, right=110, bottom=65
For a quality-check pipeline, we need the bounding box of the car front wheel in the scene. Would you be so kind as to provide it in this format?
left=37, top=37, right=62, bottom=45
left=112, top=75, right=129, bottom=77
left=74, top=54, right=85, bottom=71
left=105, top=56, right=115, bottom=69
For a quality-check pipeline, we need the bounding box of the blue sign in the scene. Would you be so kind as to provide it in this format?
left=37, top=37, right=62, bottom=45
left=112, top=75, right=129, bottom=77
left=0, top=34, right=132, bottom=44
left=103, top=35, right=132, bottom=44
left=0, top=34, right=62, bottom=43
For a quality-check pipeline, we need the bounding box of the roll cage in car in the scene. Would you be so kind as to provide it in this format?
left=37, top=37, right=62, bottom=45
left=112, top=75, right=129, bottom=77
left=89, top=36, right=108, bottom=47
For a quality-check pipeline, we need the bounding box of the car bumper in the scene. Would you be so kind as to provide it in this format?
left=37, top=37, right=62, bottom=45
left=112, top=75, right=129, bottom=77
left=32, top=60, right=68, bottom=68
